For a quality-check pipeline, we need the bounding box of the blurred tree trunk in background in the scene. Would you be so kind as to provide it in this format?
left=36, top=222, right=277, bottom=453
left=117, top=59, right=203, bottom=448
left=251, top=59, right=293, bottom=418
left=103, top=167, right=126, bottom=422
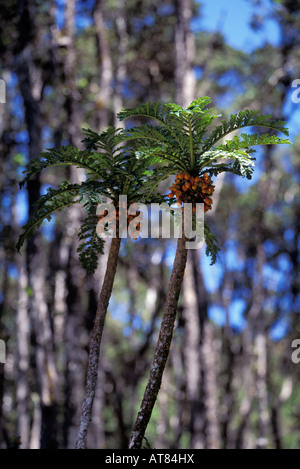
left=174, top=0, right=196, bottom=108
left=94, top=0, right=113, bottom=130
left=113, top=0, right=127, bottom=126
left=16, top=0, right=58, bottom=449
left=182, top=255, right=203, bottom=448
left=174, top=0, right=220, bottom=449
left=174, top=0, right=202, bottom=449
left=16, top=249, right=30, bottom=448
left=0, top=253, right=9, bottom=449
left=61, top=0, right=87, bottom=447
left=0, top=0, right=299, bottom=450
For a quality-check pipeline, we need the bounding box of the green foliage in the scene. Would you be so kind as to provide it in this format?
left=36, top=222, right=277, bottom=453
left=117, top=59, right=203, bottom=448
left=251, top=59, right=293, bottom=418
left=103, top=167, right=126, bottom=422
left=17, top=127, right=163, bottom=274
left=118, top=98, right=289, bottom=176
left=16, top=182, right=84, bottom=253
left=20, top=146, right=108, bottom=186
left=118, top=97, right=290, bottom=263
left=17, top=98, right=291, bottom=269
left=201, top=110, right=289, bottom=152
left=77, top=212, right=105, bottom=275
left=204, top=222, right=221, bottom=265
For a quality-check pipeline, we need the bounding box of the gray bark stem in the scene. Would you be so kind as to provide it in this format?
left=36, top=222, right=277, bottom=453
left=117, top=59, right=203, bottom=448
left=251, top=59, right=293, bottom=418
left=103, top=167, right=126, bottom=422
left=128, top=235, right=188, bottom=449
left=75, top=237, right=121, bottom=449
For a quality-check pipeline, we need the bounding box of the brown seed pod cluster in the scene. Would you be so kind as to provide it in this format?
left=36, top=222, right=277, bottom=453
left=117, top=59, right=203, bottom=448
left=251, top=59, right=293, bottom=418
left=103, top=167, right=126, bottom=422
left=167, top=172, right=215, bottom=213
left=98, top=202, right=143, bottom=239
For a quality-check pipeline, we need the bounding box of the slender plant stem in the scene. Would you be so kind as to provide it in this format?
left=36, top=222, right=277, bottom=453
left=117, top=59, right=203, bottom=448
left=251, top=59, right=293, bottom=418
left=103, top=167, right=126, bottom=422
left=128, top=233, right=188, bottom=449
left=75, top=236, right=121, bottom=449
left=188, top=117, right=195, bottom=169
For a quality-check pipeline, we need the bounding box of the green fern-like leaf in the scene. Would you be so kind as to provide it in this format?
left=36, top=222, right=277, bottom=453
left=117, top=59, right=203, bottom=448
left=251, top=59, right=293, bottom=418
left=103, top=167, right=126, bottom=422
left=119, top=98, right=290, bottom=177
left=17, top=125, right=166, bottom=273
left=204, top=222, right=221, bottom=265
left=217, top=132, right=290, bottom=151
left=201, top=110, right=289, bottom=154
left=77, top=212, right=105, bottom=274
left=119, top=97, right=290, bottom=264
left=16, top=182, right=83, bottom=252
left=19, top=146, right=108, bottom=187
left=17, top=99, right=291, bottom=270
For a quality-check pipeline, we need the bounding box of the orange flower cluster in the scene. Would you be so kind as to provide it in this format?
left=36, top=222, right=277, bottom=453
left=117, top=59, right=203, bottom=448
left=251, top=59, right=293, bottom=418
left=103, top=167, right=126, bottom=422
left=98, top=202, right=142, bottom=239
left=167, top=172, right=215, bottom=213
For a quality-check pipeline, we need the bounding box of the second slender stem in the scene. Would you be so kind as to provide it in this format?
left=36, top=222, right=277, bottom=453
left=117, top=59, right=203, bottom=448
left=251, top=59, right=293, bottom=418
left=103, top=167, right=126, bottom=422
left=128, top=231, right=188, bottom=449
left=75, top=236, right=121, bottom=449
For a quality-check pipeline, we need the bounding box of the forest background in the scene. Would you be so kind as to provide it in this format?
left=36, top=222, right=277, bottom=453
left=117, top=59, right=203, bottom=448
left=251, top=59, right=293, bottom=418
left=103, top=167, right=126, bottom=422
left=0, top=0, right=299, bottom=449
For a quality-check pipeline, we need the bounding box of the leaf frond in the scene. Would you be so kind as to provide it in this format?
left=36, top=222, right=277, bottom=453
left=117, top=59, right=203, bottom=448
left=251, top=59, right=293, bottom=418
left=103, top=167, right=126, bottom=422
left=77, top=211, right=105, bottom=274
left=16, top=182, right=83, bottom=252
left=201, top=110, right=289, bottom=154
left=204, top=222, right=221, bottom=265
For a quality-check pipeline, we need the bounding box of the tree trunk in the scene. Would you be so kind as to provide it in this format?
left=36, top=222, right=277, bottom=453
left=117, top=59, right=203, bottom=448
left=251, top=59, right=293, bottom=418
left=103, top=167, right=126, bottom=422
left=113, top=0, right=128, bottom=127
left=199, top=321, right=220, bottom=448
left=16, top=260, right=30, bottom=448
left=174, top=0, right=196, bottom=108
left=75, top=236, right=121, bottom=449
left=255, top=330, right=270, bottom=449
left=0, top=259, right=8, bottom=449
left=16, top=0, right=59, bottom=448
left=128, top=235, right=187, bottom=449
left=94, top=0, right=113, bottom=129
left=61, top=0, right=91, bottom=446
left=182, top=253, right=203, bottom=449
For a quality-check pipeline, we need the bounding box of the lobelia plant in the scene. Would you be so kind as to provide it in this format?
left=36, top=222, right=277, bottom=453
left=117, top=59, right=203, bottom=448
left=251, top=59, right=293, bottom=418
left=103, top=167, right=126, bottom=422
left=16, top=127, right=164, bottom=449
left=118, top=96, right=291, bottom=448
